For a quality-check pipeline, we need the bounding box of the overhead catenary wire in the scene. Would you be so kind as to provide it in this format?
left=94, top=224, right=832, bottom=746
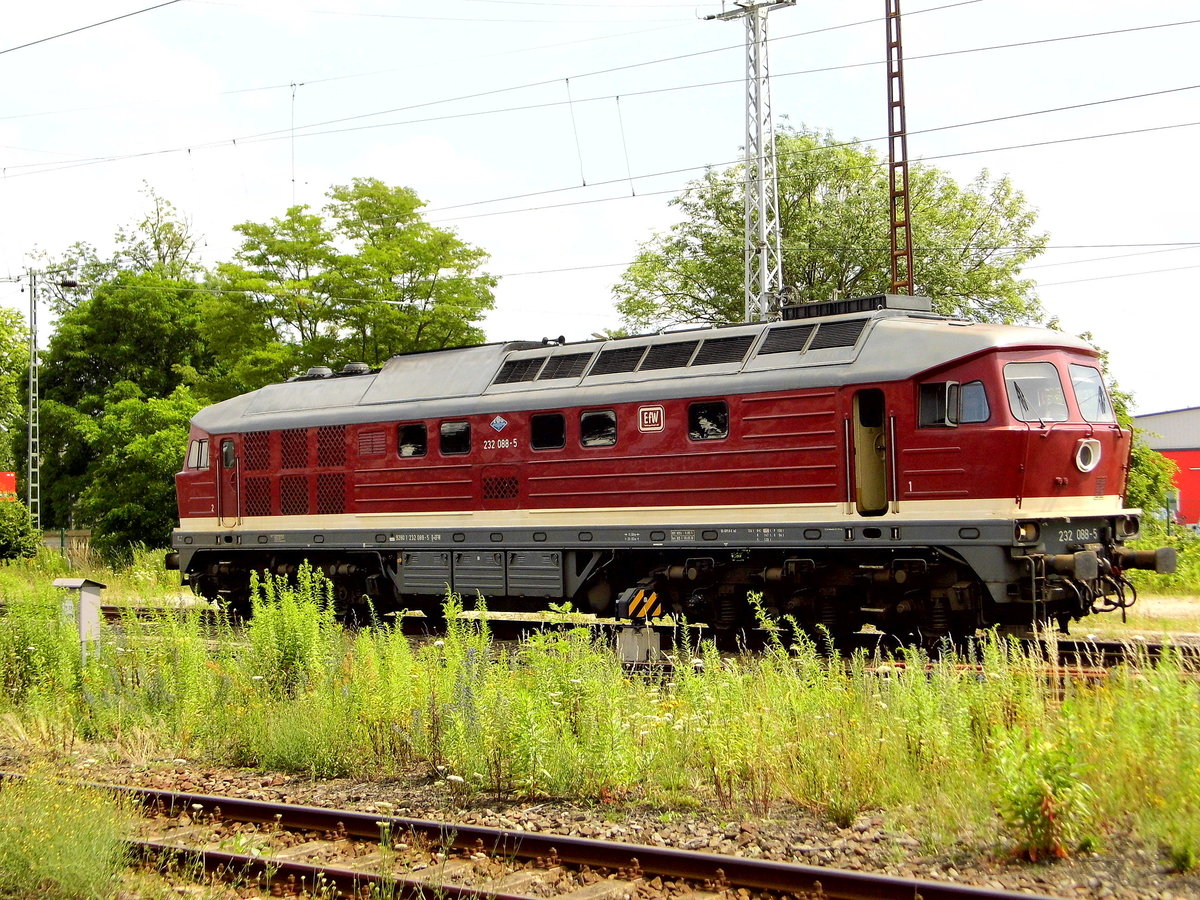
left=0, top=0, right=186, bottom=57
left=7, top=8, right=1191, bottom=178
left=414, top=114, right=1200, bottom=227
left=2, top=243, right=1194, bottom=300
left=3, top=4, right=1197, bottom=317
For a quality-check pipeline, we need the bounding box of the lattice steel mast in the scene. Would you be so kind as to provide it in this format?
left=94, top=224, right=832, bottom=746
left=26, top=270, right=40, bottom=530
left=885, top=0, right=915, bottom=294
left=707, top=1, right=795, bottom=323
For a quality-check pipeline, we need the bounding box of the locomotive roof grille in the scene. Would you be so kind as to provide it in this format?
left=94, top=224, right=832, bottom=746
left=494, top=357, right=545, bottom=384
left=641, top=340, right=699, bottom=370
left=537, top=352, right=593, bottom=380
left=590, top=346, right=647, bottom=376
left=693, top=334, right=755, bottom=366
left=482, top=293, right=930, bottom=392
left=759, top=323, right=815, bottom=354
left=808, top=319, right=867, bottom=350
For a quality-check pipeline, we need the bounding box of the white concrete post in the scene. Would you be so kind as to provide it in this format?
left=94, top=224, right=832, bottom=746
left=53, top=577, right=106, bottom=661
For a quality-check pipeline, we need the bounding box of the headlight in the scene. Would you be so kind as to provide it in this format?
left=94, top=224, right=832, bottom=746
left=1015, top=521, right=1040, bottom=544
left=1075, top=438, right=1102, bottom=473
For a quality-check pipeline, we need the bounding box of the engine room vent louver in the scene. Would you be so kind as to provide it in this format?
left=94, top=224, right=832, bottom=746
left=759, top=324, right=816, bottom=355
left=809, top=320, right=866, bottom=350
left=244, top=476, right=270, bottom=517
left=483, top=476, right=520, bottom=501
left=243, top=431, right=270, bottom=472
left=280, top=475, right=308, bottom=516
left=536, top=352, right=593, bottom=380
left=494, top=357, right=545, bottom=384
left=641, top=341, right=698, bottom=371
left=280, top=428, right=308, bottom=469
left=317, top=425, right=346, bottom=467
left=358, top=430, right=386, bottom=457
left=591, top=346, right=646, bottom=376
left=692, top=335, right=754, bottom=366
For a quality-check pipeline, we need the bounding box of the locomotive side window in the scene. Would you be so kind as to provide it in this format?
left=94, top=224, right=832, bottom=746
left=1069, top=364, right=1116, bottom=423
left=961, top=381, right=990, bottom=423
left=531, top=413, right=566, bottom=450
left=398, top=423, right=427, bottom=458
left=220, top=439, right=237, bottom=469
left=688, top=401, right=729, bottom=440
left=186, top=439, right=210, bottom=469
left=1004, top=362, right=1069, bottom=423
left=439, top=421, right=471, bottom=455
left=918, top=382, right=960, bottom=428
left=580, top=410, right=617, bottom=447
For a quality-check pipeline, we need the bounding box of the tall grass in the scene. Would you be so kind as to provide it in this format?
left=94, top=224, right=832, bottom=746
left=0, top=771, right=132, bottom=900
left=2, top=568, right=1200, bottom=865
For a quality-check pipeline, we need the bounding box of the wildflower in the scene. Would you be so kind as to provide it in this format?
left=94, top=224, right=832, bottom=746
left=447, top=774, right=465, bottom=784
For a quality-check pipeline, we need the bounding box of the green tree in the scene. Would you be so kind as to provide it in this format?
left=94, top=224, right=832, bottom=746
left=29, top=185, right=200, bottom=314
left=36, top=270, right=215, bottom=530
left=325, top=177, right=496, bottom=359
left=75, top=385, right=202, bottom=559
left=1125, top=436, right=1176, bottom=515
left=0, top=500, right=40, bottom=561
left=1108, top=384, right=1176, bottom=514
left=615, top=126, right=1047, bottom=331
left=219, top=206, right=340, bottom=351
left=0, top=308, right=29, bottom=473
left=216, top=177, right=496, bottom=376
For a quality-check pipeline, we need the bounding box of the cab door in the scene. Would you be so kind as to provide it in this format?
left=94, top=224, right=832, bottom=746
left=852, top=389, right=888, bottom=516
left=217, top=438, right=241, bottom=527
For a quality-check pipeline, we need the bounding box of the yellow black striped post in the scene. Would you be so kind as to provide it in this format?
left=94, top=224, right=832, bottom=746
left=627, top=589, right=663, bottom=620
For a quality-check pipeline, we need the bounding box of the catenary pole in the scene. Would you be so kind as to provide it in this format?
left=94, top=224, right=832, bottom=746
left=707, top=1, right=795, bottom=323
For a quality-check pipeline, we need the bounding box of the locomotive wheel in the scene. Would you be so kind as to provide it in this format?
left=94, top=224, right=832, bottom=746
left=334, top=583, right=375, bottom=627
left=220, top=588, right=252, bottom=620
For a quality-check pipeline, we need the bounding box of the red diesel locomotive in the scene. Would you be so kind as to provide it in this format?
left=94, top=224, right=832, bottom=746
left=170, top=294, right=1173, bottom=640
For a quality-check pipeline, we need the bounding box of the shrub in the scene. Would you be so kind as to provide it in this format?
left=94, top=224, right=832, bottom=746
left=0, top=500, right=41, bottom=562
left=995, top=735, right=1094, bottom=860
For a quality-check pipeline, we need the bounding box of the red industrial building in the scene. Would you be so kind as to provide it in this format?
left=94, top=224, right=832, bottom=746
left=1135, top=407, right=1200, bottom=525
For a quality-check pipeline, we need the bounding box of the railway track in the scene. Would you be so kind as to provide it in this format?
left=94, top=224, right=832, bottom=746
left=93, top=781, right=1056, bottom=900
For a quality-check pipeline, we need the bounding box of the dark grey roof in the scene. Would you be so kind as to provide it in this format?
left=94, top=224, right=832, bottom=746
left=191, top=298, right=1096, bottom=434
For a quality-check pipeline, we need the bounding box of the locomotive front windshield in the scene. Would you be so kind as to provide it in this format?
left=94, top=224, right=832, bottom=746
left=1069, top=364, right=1116, bottom=423
left=1004, top=361, right=1070, bottom=423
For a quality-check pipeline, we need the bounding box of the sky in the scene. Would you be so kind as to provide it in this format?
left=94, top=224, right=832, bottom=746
left=0, top=0, right=1196, bottom=415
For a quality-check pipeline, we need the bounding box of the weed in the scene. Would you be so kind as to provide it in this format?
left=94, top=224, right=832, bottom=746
left=0, top=771, right=132, bottom=899
left=995, top=735, right=1094, bottom=861
left=1168, top=841, right=1199, bottom=873
left=3, top=562, right=1200, bottom=861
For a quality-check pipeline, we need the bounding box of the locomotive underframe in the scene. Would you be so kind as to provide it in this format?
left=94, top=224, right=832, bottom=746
left=176, top=512, right=1159, bottom=637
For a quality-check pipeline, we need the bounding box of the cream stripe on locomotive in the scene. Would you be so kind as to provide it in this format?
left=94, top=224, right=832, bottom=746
left=176, top=494, right=1132, bottom=536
